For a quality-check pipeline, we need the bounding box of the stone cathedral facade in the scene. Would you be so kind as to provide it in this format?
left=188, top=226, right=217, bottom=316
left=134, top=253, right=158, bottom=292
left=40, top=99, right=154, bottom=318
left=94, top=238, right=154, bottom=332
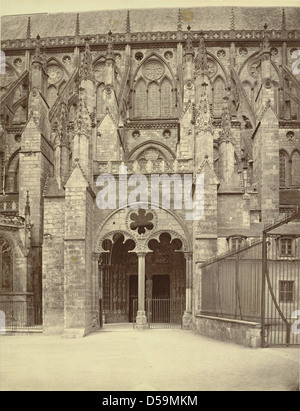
left=0, top=7, right=300, bottom=337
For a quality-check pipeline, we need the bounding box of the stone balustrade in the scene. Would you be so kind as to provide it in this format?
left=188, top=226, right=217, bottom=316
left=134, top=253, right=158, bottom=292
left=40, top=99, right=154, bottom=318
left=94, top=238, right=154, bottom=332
left=2, top=29, right=300, bottom=50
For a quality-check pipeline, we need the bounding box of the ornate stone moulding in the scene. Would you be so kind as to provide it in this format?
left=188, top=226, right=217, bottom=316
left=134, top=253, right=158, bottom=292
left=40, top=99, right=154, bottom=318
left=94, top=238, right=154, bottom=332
left=125, top=121, right=178, bottom=130
left=2, top=29, right=299, bottom=51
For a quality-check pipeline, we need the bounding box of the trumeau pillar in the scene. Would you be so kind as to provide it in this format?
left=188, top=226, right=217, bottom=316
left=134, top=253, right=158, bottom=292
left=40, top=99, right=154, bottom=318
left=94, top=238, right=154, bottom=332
left=135, top=252, right=148, bottom=329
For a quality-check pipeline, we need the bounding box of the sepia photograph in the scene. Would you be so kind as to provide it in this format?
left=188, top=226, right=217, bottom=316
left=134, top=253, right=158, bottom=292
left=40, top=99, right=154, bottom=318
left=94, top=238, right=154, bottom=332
left=0, top=0, right=299, bottom=393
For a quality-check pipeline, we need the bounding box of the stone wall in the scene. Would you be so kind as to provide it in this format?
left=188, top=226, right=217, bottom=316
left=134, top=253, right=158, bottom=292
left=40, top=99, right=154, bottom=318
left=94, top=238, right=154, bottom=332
left=42, top=197, right=65, bottom=335
left=193, top=314, right=262, bottom=348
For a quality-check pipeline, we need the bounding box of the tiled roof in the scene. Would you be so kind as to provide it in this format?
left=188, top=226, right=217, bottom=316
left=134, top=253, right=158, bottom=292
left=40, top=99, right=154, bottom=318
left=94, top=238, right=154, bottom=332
left=1, top=7, right=300, bottom=40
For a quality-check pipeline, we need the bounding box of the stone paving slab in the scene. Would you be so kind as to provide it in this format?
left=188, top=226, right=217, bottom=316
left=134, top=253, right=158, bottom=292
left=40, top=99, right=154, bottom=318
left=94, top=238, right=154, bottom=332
left=0, top=326, right=299, bottom=391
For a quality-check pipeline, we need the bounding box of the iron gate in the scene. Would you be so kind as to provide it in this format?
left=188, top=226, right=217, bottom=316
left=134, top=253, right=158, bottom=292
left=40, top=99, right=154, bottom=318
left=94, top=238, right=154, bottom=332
left=0, top=300, right=42, bottom=332
left=262, top=211, right=300, bottom=347
left=200, top=209, right=300, bottom=347
left=133, top=298, right=185, bottom=329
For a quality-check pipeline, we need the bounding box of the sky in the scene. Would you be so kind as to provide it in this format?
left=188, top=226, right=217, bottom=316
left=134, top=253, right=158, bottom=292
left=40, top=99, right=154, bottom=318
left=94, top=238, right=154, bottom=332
left=1, top=0, right=299, bottom=16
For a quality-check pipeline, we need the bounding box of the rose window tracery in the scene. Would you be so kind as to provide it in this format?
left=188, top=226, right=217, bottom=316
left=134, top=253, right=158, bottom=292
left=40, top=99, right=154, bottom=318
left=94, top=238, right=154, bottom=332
left=129, top=209, right=154, bottom=235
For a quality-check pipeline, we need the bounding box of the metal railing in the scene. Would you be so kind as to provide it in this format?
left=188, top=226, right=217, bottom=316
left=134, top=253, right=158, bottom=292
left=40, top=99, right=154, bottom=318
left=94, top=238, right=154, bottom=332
left=0, top=300, right=42, bottom=332
left=133, top=298, right=185, bottom=329
left=200, top=210, right=300, bottom=346
left=200, top=242, right=262, bottom=322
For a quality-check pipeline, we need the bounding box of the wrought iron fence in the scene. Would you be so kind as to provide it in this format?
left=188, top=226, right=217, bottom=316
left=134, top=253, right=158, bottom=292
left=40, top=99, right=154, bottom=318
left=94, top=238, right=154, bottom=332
left=262, top=212, right=300, bottom=347
left=0, top=300, right=42, bottom=332
left=200, top=210, right=300, bottom=347
left=201, top=241, right=262, bottom=322
left=133, top=298, right=185, bottom=329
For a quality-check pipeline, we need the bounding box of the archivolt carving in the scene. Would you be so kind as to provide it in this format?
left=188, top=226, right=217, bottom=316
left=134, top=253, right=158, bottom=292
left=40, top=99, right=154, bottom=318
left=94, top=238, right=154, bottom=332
left=147, top=230, right=188, bottom=252
left=97, top=230, right=136, bottom=253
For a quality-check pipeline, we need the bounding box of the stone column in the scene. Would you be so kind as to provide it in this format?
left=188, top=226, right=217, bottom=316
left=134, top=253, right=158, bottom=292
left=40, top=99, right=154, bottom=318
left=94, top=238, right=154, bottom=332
left=92, top=253, right=100, bottom=330
left=182, top=252, right=193, bottom=329
left=136, top=252, right=148, bottom=329
left=98, top=264, right=104, bottom=328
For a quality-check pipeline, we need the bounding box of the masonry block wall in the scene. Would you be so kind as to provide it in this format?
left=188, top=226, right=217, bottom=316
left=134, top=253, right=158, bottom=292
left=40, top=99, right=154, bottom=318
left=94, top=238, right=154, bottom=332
left=253, top=106, right=279, bottom=222
left=42, top=195, right=65, bottom=334
left=96, top=115, right=120, bottom=161
left=63, top=166, right=95, bottom=337
left=1, top=8, right=300, bottom=340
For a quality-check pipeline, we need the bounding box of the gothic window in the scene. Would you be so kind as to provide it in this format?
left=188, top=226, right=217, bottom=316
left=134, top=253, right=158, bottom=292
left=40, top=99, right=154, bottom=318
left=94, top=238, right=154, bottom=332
left=0, top=152, right=3, bottom=193
left=213, top=77, right=225, bottom=117
left=94, top=63, right=105, bottom=83
left=213, top=146, right=219, bottom=176
left=291, top=151, right=300, bottom=187
left=0, top=236, right=13, bottom=291
left=59, top=81, right=66, bottom=95
left=161, top=78, right=172, bottom=117
left=14, top=161, right=19, bottom=193
left=279, top=151, right=289, bottom=188
left=5, top=152, right=19, bottom=193
left=13, top=87, right=22, bottom=104
left=96, top=83, right=105, bottom=119
left=133, top=59, right=174, bottom=119
left=12, top=106, right=26, bottom=124
left=47, top=85, right=58, bottom=108
left=135, top=79, right=147, bottom=118
left=148, top=82, right=160, bottom=118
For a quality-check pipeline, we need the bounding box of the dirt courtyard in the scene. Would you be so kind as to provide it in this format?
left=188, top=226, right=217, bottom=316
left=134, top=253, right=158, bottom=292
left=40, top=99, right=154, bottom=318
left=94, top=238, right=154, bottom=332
left=0, top=324, right=299, bottom=391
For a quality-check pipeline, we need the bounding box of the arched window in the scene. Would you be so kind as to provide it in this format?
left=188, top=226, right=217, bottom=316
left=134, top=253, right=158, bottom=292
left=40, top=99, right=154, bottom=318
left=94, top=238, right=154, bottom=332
left=12, top=106, right=26, bottom=124
left=0, top=236, right=13, bottom=291
left=213, top=77, right=225, bottom=117
left=14, top=161, right=19, bottom=193
left=135, top=79, right=147, bottom=118
left=161, top=78, right=172, bottom=117
left=47, top=86, right=58, bottom=108
left=291, top=151, right=300, bottom=187
left=148, top=82, right=160, bottom=118
left=213, top=146, right=219, bottom=176
left=96, top=83, right=105, bottom=119
left=279, top=151, right=289, bottom=188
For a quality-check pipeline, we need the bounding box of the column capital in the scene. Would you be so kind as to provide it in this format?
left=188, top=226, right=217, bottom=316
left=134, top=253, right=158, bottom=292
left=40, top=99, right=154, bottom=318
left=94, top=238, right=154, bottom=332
left=136, top=251, right=147, bottom=258
left=184, top=251, right=193, bottom=260
left=92, top=252, right=101, bottom=261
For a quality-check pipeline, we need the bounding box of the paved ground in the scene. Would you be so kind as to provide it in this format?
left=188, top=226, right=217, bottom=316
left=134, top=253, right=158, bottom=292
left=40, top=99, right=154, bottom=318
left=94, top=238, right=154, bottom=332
left=0, top=324, right=299, bottom=391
